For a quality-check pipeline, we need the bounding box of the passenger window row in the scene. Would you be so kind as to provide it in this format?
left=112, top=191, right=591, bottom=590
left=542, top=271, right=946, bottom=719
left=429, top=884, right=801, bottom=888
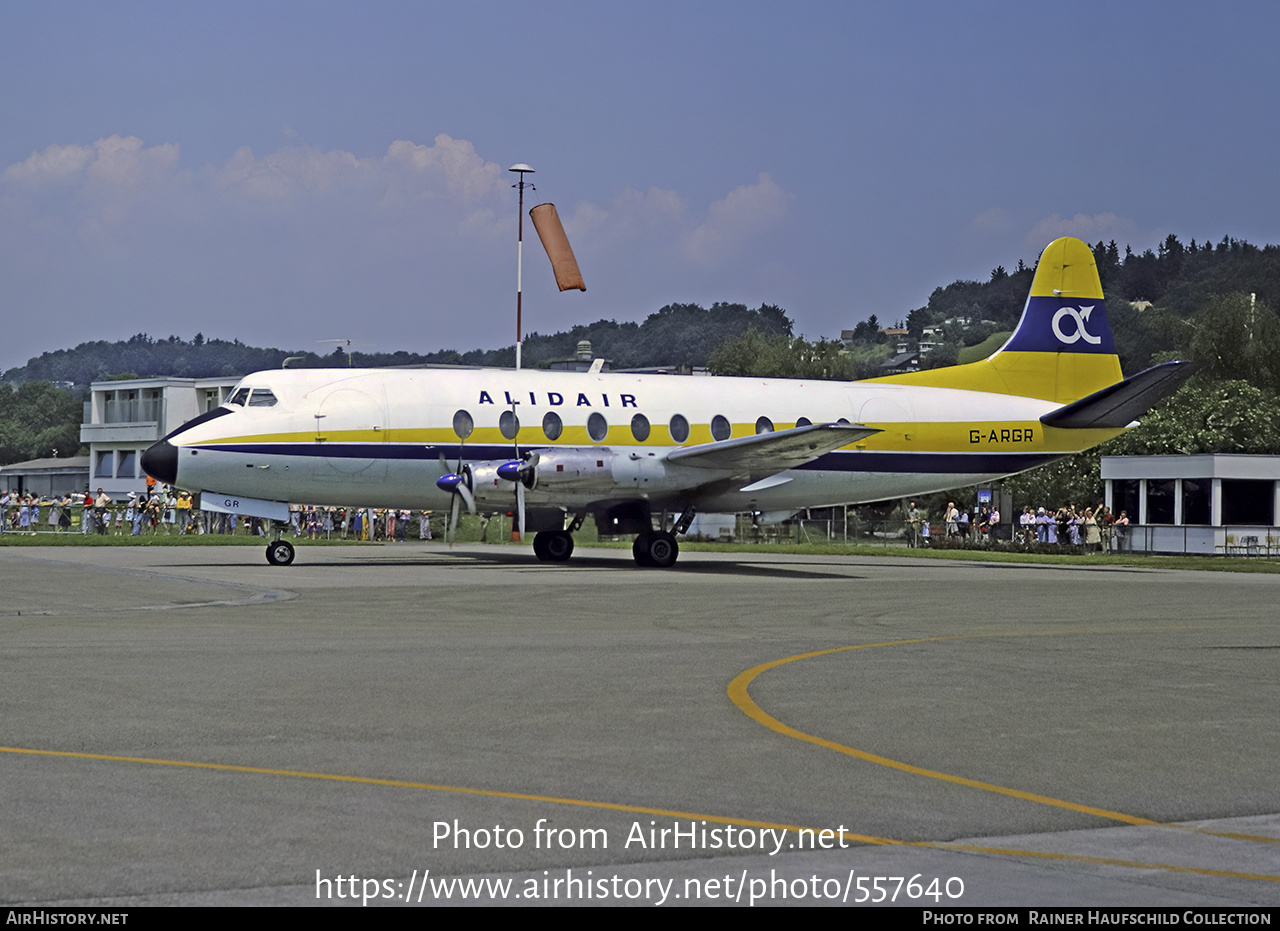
left=452, top=410, right=838, bottom=444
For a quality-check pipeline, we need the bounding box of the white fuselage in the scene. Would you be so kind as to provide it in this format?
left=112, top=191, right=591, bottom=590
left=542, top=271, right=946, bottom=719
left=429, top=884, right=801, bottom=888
left=160, top=365, right=1082, bottom=514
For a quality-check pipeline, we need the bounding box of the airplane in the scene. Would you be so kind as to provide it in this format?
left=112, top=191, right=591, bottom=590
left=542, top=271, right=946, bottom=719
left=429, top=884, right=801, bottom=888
left=140, top=236, right=1192, bottom=568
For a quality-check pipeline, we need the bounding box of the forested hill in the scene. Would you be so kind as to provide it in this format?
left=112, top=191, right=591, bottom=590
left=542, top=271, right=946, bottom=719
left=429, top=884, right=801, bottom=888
left=905, top=235, right=1280, bottom=373
left=2, top=302, right=793, bottom=386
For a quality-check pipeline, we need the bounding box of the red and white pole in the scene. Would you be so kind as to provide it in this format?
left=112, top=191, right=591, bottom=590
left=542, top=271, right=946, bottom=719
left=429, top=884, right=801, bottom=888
left=508, top=163, right=535, bottom=370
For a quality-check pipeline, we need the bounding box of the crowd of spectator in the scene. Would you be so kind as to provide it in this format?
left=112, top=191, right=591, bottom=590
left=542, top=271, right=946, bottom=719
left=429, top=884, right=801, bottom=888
left=902, top=498, right=1131, bottom=552
left=0, top=489, right=454, bottom=541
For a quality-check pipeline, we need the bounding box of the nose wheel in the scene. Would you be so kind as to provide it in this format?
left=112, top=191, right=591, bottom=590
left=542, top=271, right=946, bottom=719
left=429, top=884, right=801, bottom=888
left=266, top=539, right=295, bottom=566
left=533, top=530, right=575, bottom=562
left=632, top=530, right=678, bottom=568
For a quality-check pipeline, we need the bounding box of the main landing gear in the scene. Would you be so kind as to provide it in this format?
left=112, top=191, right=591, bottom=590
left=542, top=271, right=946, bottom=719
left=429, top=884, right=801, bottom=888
left=265, top=539, right=295, bottom=566
left=632, top=530, right=678, bottom=568
left=532, top=529, right=575, bottom=562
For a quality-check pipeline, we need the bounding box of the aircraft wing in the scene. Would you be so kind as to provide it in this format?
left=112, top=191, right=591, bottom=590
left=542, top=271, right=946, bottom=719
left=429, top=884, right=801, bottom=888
left=666, top=422, right=879, bottom=484
left=1039, top=360, right=1196, bottom=429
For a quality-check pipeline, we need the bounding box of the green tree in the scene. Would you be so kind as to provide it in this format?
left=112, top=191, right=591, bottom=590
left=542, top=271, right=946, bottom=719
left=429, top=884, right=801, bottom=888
left=0, top=381, right=85, bottom=464
left=1106, top=380, right=1280, bottom=456
left=1187, top=293, right=1280, bottom=392
left=709, top=330, right=854, bottom=379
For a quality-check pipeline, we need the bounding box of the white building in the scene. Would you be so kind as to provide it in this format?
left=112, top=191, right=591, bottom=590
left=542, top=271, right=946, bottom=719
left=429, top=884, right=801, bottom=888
left=1101, top=454, right=1280, bottom=555
left=80, top=376, right=242, bottom=497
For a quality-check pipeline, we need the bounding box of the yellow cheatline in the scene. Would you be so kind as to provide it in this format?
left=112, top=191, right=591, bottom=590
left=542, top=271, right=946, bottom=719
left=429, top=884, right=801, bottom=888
left=728, top=636, right=1274, bottom=833
left=3, top=743, right=1277, bottom=882
left=183, top=419, right=1124, bottom=455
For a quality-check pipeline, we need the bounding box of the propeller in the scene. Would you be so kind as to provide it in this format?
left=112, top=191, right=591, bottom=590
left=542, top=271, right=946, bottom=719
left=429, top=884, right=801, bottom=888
left=495, top=405, right=539, bottom=541
left=435, top=435, right=475, bottom=544
left=496, top=451, right=540, bottom=541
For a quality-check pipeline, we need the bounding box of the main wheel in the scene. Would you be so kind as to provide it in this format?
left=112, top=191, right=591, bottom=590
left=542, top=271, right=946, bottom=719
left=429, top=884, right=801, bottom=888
left=266, top=540, right=295, bottom=566
left=545, top=530, right=574, bottom=562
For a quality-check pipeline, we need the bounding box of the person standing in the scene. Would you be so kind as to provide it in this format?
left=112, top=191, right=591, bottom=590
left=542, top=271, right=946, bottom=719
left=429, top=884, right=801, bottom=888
left=95, top=488, right=112, bottom=534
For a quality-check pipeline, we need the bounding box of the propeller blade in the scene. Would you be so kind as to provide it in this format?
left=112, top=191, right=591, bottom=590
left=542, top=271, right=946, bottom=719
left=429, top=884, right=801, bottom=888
left=515, top=481, right=525, bottom=542
left=448, top=494, right=460, bottom=545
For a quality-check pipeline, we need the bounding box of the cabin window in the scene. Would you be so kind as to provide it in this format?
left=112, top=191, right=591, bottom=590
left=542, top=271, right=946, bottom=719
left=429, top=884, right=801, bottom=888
left=247, top=388, right=278, bottom=407
left=711, top=415, right=731, bottom=442
left=587, top=412, right=608, bottom=443
left=669, top=414, right=690, bottom=444
left=542, top=411, right=563, bottom=441
left=499, top=410, right=520, bottom=440
left=755, top=416, right=774, bottom=434
left=837, top=417, right=851, bottom=425
left=630, top=413, right=650, bottom=442
left=796, top=417, right=812, bottom=428
left=452, top=410, right=474, bottom=440
left=227, top=387, right=250, bottom=407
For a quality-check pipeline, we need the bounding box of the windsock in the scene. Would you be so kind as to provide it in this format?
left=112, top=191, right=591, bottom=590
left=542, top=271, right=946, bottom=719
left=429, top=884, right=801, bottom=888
left=529, top=203, right=586, bottom=292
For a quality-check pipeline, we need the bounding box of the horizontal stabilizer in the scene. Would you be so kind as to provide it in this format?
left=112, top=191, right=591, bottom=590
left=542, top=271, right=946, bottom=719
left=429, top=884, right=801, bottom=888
left=667, top=422, right=878, bottom=482
left=1039, top=360, right=1196, bottom=429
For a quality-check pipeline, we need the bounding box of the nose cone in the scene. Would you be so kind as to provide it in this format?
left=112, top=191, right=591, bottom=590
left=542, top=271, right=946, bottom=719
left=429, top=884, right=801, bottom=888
left=141, top=440, right=179, bottom=485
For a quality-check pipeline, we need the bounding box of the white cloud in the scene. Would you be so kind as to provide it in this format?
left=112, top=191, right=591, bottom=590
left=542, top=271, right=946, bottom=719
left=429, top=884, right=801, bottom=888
left=970, top=207, right=1014, bottom=232
left=680, top=172, right=790, bottom=265
left=215, top=144, right=363, bottom=199
left=565, top=185, right=686, bottom=243
left=1025, top=212, right=1136, bottom=246
left=4, top=136, right=179, bottom=186
left=4, top=142, right=95, bottom=182
left=0, top=134, right=801, bottom=369
left=385, top=134, right=504, bottom=202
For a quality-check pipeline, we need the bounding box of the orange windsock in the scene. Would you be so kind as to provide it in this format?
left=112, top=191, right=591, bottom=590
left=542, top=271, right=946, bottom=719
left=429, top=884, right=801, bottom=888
left=529, top=203, right=586, bottom=292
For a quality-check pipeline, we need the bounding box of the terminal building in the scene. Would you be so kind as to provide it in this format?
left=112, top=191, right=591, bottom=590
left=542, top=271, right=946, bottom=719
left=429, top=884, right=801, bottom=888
left=79, top=376, right=242, bottom=498
left=1101, top=454, right=1280, bottom=555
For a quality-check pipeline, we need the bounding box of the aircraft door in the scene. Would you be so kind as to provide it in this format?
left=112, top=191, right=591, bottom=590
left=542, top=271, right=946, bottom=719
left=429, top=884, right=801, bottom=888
left=857, top=396, right=910, bottom=446
left=311, top=383, right=390, bottom=483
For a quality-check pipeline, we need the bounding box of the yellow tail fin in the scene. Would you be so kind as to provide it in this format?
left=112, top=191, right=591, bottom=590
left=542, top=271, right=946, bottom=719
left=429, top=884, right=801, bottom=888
left=868, top=237, right=1123, bottom=403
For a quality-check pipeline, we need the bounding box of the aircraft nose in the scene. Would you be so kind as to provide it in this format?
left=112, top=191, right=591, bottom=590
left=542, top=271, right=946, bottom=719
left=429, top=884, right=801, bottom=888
left=141, top=439, right=179, bottom=485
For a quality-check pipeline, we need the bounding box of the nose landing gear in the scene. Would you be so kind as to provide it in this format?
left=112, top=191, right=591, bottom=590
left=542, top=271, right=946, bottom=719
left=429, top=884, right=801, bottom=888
left=533, top=529, right=575, bottom=562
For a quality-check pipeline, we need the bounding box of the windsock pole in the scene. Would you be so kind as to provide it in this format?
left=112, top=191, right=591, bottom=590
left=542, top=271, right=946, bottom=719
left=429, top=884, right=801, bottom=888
left=508, top=163, right=535, bottom=370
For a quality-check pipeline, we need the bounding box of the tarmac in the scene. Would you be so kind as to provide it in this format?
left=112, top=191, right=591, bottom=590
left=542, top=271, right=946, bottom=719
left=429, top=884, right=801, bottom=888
left=2, top=542, right=1277, bottom=907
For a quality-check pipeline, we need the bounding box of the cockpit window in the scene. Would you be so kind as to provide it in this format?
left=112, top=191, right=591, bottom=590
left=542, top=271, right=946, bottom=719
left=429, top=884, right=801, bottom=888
left=226, top=387, right=251, bottom=407
left=247, top=388, right=278, bottom=407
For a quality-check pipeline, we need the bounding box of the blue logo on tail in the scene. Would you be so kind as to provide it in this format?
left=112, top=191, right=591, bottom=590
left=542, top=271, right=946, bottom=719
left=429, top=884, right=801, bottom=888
left=1004, top=297, right=1116, bottom=354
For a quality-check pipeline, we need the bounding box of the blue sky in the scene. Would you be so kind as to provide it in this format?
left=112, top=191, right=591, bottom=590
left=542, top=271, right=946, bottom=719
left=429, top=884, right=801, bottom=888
left=3, top=1, right=1278, bottom=371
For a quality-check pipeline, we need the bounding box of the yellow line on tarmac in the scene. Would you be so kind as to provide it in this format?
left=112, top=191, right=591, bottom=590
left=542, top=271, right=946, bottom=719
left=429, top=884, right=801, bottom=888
left=727, top=635, right=1280, bottom=844
left=728, top=637, right=1160, bottom=826
left=2, top=743, right=1277, bottom=883
left=0, top=744, right=889, bottom=845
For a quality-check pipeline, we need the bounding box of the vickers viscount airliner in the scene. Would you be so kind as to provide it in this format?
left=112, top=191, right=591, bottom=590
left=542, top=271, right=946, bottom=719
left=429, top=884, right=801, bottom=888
left=141, top=237, right=1190, bottom=568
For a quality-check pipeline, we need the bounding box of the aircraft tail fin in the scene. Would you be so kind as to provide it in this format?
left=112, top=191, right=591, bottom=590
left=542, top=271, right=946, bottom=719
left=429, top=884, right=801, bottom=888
left=868, top=237, right=1124, bottom=404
